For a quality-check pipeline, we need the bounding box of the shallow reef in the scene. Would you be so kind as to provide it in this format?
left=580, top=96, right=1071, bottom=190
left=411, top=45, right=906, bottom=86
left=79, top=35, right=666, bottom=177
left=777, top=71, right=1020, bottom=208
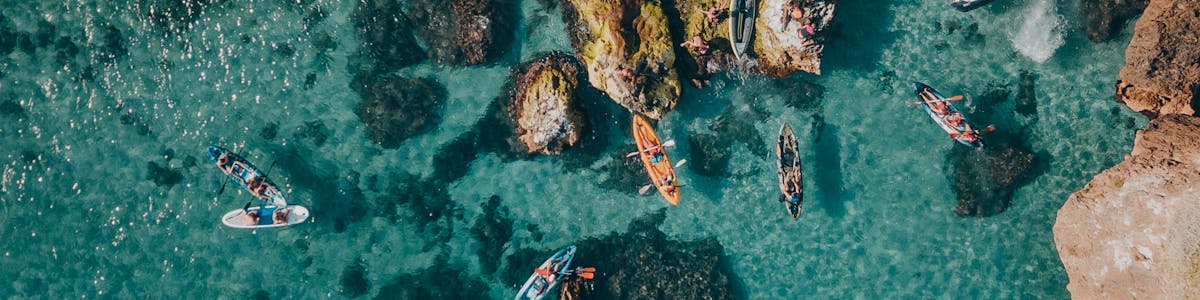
left=471, top=195, right=515, bottom=275
left=352, top=0, right=425, bottom=71
left=500, top=209, right=740, bottom=299
left=351, top=73, right=447, bottom=149
left=374, top=260, right=488, bottom=299
left=409, top=0, right=518, bottom=65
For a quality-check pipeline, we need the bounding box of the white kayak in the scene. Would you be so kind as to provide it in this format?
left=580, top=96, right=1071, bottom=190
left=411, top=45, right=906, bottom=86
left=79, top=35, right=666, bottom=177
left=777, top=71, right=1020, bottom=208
left=221, top=205, right=310, bottom=229
left=515, top=245, right=576, bottom=300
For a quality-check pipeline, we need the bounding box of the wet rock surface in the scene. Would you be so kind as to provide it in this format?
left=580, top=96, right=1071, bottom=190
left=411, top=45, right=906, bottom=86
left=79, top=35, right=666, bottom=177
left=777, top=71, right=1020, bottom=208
left=561, top=0, right=681, bottom=119
left=353, top=0, right=425, bottom=71
left=1079, top=0, right=1148, bottom=43
left=1115, top=0, right=1200, bottom=116
left=501, top=210, right=740, bottom=299
left=351, top=73, right=447, bottom=149
left=508, top=53, right=587, bottom=155
left=1056, top=114, right=1200, bottom=298
left=409, top=0, right=517, bottom=65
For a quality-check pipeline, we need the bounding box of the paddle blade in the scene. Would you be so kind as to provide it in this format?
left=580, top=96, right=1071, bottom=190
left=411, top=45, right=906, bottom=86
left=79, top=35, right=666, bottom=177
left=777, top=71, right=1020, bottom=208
left=582, top=267, right=596, bottom=273
left=674, top=159, right=688, bottom=168
left=948, top=95, right=964, bottom=101
left=983, top=125, right=996, bottom=132
left=662, top=139, right=676, bottom=148
left=242, top=201, right=253, bottom=212
left=580, top=272, right=595, bottom=279
left=626, top=151, right=640, bottom=158
left=638, top=184, right=654, bottom=195
left=534, top=268, right=551, bottom=276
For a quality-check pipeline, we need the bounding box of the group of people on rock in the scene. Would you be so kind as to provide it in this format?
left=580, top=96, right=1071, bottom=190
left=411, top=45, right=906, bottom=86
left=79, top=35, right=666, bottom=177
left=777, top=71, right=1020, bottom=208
left=215, top=152, right=291, bottom=225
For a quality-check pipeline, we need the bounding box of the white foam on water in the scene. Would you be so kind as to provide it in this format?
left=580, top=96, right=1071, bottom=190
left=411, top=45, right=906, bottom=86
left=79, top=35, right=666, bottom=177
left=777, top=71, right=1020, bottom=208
left=1010, top=0, right=1066, bottom=63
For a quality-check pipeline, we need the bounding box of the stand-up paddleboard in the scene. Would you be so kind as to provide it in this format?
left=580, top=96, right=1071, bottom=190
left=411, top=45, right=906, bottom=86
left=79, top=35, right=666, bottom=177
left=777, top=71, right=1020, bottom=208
left=729, top=0, right=757, bottom=59
left=776, top=123, right=803, bottom=219
left=515, top=245, right=577, bottom=300
left=221, top=205, right=310, bottom=229
left=632, top=115, right=681, bottom=205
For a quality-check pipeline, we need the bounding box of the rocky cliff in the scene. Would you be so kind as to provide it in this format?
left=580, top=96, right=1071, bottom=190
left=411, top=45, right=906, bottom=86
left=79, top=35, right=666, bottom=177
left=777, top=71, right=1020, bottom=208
left=1057, top=0, right=1200, bottom=297
left=1055, top=115, right=1200, bottom=299
left=1113, top=0, right=1200, bottom=116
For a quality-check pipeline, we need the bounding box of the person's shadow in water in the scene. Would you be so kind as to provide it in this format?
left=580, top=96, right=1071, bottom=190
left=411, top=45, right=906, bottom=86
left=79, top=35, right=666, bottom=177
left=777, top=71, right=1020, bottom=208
left=811, top=118, right=848, bottom=218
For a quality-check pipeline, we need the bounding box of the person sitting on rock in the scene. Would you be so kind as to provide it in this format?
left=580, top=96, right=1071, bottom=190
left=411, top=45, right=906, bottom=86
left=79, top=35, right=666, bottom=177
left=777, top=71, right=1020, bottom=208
left=799, top=23, right=816, bottom=44
left=617, top=67, right=636, bottom=80
left=680, top=35, right=710, bottom=55
left=701, top=4, right=727, bottom=23
left=781, top=1, right=806, bottom=31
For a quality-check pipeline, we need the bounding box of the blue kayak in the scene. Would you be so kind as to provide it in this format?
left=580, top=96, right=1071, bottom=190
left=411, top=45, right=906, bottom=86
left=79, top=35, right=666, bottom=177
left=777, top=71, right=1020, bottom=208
left=515, top=245, right=577, bottom=300
left=207, top=145, right=287, bottom=207
left=912, top=82, right=985, bottom=151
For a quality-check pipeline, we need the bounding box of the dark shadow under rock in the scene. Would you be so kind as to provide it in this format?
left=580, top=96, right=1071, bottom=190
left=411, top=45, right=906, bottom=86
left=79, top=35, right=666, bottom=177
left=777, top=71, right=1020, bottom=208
left=353, top=0, right=425, bottom=71
left=709, top=102, right=770, bottom=156
left=1015, top=70, right=1038, bottom=116
left=260, top=122, right=278, bottom=140
left=374, top=260, right=487, bottom=300
left=341, top=258, right=369, bottom=298
left=0, top=100, right=23, bottom=116
left=687, top=132, right=730, bottom=177
left=812, top=122, right=847, bottom=218
left=504, top=209, right=741, bottom=299
left=408, top=0, right=518, bottom=65
left=1079, top=0, right=1148, bottom=43
left=352, top=73, right=447, bottom=149
left=946, top=133, right=1039, bottom=217
left=146, top=161, right=182, bottom=187
left=470, top=195, right=514, bottom=275
left=770, top=77, right=825, bottom=112
left=373, top=175, right=460, bottom=250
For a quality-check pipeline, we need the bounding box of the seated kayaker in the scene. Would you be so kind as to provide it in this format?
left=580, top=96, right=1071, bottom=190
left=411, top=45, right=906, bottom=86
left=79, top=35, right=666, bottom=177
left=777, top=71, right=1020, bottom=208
left=648, top=147, right=664, bottom=163
left=951, top=129, right=981, bottom=143
left=273, top=208, right=290, bottom=224
left=216, top=153, right=233, bottom=174
left=247, top=176, right=269, bottom=199
left=945, top=113, right=965, bottom=128
left=245, top=210, right=260, bottom=225
left=680, top=35, right=710, bottom=55
left=700, top=4, right=726, bottom=23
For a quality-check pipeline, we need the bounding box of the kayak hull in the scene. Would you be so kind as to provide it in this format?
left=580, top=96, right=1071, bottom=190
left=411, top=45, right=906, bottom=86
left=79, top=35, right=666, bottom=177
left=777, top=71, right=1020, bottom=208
left=221, top=205, right=310, bottom=229
left=729, top=0, right=756, bottom=59
left=912, top=82, right=984, bottom=150
left=950, top=0, right=995, bottom=12
left=632, top=115, right=681, bottom=205
left=776, top=123, right=803, bottom=219
left=207, top=145, right=287, bottom=206
left=515, top=245, right=577, bottom=300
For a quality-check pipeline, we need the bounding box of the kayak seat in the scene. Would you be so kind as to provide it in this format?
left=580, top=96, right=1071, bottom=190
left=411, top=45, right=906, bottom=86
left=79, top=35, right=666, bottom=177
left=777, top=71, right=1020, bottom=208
left=257, top=207, right=276, bottom=225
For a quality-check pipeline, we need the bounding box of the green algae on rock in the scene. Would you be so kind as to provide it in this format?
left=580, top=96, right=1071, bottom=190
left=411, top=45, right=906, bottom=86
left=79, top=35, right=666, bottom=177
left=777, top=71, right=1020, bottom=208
left=561, top=0, right=681, bottom=120
left=508, top=53, right=587, bottom=155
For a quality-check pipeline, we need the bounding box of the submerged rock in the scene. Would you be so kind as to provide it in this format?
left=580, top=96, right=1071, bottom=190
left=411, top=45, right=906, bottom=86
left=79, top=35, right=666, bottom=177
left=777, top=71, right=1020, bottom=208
left=470, top=195, right=514, bottom=275
left=561, top=0, right=681, bottom=120
left=687, top=132, right=731, bottom=177
left=1079, top=0, right=1148, bottom=43
left=375, top=261, right=488, bottom=299
left=946, top=141, right=1037, bottom=217
left=1015, top=70, right=1038, bottom=116
left=340, top=258, right=369, bottom=298
left=146, top=161, right=183, bottom=187
left=556, top=209, right=738, bottom=299
left=353, top=0, right=425, bottom=71
left=597, top=143, right=651, bottom=194
left=753, top=0, right=837, bottom=76
left=351, top=73, right=447, bottom=149
left=1115, top=0, right=1200, bottom=116
left=1055, top=114, right=1200, bottom=298
left=507, top=53, right=587, bottom=154
left=409, top=0, right=516, bottom=65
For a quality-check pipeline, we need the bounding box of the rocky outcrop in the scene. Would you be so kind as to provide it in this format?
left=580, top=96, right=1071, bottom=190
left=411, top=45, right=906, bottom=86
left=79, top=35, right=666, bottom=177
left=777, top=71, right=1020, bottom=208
left=1079, top=0, right=1148, bottom=43
left=753, top=0, right=836, bottom=76
left=561, top=0, right=681, bottom=120
left=409, top=0, right=516, bottom=65
left=351, top=73, right=447, bottom=149
left=1055, top=114, right=1200, bottom=299
left=507, top=53, right=587, bottom=155
left=675, top=0, right=836, bottom=78
left=1114, top=0, right=1200, bottom=116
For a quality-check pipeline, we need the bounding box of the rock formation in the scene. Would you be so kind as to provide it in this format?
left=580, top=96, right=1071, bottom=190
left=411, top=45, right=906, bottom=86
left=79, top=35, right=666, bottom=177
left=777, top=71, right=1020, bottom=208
left=753, top=0, right=836, bottom=76
left=561, top=0, right=681, bottom=120
left=508, top=53, right=587, bottom=155
left=1055, top=114, right=1200, bottom=299
left=351, top=73, right=447, bottom=149
left=676, top=0, right=837, bottom=78
left=1114, top=0, right=1200, bottom=116
left=409, top=0, right=516, bottom=65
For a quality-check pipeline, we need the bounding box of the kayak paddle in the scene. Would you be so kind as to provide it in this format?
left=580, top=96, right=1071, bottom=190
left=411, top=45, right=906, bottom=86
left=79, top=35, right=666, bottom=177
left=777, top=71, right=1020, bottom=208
left=905, top=94, right=964, bottom=106
left=625, top=140, right=676, bottom=157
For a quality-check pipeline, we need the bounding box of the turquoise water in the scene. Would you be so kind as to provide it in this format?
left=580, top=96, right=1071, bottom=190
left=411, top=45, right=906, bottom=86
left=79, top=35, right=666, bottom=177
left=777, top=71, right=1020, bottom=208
left=0, top=0, right=1145, bottom=298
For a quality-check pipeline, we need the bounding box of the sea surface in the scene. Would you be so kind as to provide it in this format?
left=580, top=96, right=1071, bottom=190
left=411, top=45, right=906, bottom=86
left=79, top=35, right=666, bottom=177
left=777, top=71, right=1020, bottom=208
left=0, top=0, right=1146, bottom=298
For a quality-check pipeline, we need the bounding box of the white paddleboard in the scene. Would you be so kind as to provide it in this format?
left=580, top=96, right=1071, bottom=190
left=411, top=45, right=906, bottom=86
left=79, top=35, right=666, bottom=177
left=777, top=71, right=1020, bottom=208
left=221, top=205, right=309, bottom=229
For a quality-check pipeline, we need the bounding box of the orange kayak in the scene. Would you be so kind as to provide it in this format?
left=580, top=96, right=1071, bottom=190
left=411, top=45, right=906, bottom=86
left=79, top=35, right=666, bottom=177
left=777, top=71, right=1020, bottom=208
left=632, top=115, right=680, bottom=205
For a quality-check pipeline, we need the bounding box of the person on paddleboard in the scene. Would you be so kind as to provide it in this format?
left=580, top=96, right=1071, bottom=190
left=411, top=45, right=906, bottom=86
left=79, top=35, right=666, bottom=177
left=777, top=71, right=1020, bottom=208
left=245, top=209, right=261, bottom=225
left=273, top=208, right=290, bottom=224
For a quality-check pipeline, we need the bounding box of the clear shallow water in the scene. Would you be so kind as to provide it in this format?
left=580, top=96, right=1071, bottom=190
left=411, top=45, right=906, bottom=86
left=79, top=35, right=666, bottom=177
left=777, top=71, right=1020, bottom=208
left=0, top=0, right=1145, bottom=298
